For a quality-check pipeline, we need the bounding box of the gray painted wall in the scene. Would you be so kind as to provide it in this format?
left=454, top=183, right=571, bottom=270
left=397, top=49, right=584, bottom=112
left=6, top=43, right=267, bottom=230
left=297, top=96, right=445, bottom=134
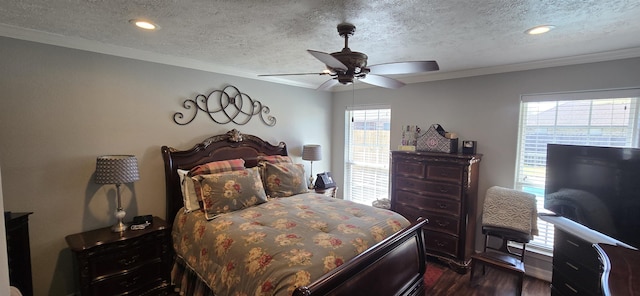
left=0, top=36, right=332, bottom=295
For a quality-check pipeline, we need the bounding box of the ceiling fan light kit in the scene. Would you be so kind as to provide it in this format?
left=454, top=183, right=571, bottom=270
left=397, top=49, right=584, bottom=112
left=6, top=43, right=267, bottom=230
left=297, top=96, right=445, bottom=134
left=260, top=22, right=439, bottom=90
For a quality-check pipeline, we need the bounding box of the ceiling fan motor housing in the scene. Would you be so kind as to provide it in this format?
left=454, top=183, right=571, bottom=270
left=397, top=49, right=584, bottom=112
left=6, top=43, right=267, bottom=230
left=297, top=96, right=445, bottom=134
left=331, top=22, right=369, bottom=84
left=330, top=49, right=368, bottom=84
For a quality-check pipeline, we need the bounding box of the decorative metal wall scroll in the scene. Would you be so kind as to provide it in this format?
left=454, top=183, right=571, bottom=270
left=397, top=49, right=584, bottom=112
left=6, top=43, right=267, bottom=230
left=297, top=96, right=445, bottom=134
left=173, top=85, right=276, bottom=126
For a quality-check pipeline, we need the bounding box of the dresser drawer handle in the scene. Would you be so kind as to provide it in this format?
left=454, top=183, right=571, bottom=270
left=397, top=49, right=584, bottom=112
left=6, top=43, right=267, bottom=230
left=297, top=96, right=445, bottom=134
left=435, top=240, right=446, bottom=247
left=566, top=239, right=580, bottom=248
left=564, top=283, right=578, bottom=294
left=565, top=262, right=579, bottom=271
left=118, top=254, right=141, bottom=267
left=437, top=203, right=448, bottom=209
left=438, top=187, right=449, bottom=193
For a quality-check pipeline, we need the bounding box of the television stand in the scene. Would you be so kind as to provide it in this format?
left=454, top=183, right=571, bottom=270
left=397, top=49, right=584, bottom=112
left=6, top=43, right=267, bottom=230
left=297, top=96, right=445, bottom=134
left=540, top=215, right=636, bottom=296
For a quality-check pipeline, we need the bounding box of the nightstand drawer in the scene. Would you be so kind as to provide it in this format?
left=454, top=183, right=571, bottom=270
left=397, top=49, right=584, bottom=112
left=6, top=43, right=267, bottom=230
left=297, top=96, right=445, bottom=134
left=90, top=260, right=168, bottom=296
left=90, top=232, right=164, bottom=278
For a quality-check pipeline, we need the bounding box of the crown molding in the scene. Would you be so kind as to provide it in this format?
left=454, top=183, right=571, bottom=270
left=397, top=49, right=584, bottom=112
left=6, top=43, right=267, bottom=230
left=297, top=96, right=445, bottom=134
left=3, top=23, right=640, bottom=92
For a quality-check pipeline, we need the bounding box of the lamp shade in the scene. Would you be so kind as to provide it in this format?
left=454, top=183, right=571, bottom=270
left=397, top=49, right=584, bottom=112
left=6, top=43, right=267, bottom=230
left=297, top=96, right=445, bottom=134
left=302, top=145, right=322, bottom=161
left=95, top=155, right=140, bottom=184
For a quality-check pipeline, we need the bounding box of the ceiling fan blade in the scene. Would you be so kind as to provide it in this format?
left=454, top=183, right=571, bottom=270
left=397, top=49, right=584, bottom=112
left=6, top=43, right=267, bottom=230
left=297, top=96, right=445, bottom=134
left=368, top=61, right=439, bottom=75
left=258, top=72, right=329, bottom=77
left=308, top=50, right=348, bottom=71
left=359, top=74, right=405, bottom=89
left=317, top=78, right=339, bottom=91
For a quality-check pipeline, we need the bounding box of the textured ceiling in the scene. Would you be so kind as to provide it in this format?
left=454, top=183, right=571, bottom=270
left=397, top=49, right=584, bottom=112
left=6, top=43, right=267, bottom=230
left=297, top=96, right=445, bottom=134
left=1, top=0, right=640, bottom=90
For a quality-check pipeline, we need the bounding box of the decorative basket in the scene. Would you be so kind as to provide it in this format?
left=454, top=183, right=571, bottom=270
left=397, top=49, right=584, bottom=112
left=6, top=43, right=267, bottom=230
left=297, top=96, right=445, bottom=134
left=416, top=124, right=458, bottom=153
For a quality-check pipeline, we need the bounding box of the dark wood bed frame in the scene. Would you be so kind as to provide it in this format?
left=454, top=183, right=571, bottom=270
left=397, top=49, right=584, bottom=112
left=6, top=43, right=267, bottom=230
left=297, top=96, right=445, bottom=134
left=161, top=129, right=428, bottom=296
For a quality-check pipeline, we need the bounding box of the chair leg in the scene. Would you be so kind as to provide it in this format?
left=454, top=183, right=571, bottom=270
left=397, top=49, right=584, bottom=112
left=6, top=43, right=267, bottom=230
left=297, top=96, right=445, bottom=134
left=469, top=260, right=476, bottom=284
left=516, top=274, right=524, bottom=296
left=469, top=259, right=479, bottom=287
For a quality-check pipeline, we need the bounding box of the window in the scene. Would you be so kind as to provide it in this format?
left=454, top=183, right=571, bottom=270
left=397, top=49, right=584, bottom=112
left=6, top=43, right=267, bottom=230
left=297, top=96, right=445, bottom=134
left=516, top=88, right=640, bottom=251
left=344, top=107, right=391, bottom=206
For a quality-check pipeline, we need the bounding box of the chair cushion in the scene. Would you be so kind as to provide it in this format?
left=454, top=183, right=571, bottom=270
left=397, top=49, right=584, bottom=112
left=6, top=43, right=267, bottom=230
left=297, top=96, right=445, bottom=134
left=482, top=186, right=538, bottom=236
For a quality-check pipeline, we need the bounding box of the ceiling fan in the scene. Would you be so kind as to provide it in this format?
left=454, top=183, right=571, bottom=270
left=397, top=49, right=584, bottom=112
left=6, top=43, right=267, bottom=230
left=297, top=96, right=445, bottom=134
left=259, top=22, right=439, bottom=90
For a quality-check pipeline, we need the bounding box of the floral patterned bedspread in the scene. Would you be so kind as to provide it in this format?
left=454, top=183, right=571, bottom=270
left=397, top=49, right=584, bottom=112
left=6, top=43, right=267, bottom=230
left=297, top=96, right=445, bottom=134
left=172, top=193, right=410, bottom=296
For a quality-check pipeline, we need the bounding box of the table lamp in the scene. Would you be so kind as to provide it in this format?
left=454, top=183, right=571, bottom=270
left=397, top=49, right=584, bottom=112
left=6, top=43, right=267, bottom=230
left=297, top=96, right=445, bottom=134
left=302, top=144, right=322, bottom=189
left=95, top=155, right=140, bottom=232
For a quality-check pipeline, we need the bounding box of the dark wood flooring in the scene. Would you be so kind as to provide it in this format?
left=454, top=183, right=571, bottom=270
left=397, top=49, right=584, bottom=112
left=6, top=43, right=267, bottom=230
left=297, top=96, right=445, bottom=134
left=426, top=260, right=551, bottom=296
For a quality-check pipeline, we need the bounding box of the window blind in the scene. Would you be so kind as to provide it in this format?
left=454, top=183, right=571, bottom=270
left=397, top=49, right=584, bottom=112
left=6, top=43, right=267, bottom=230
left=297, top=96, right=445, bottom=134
left=345, top=108, right=391, bottom=206
left=516, top=88, right=640, bottom=251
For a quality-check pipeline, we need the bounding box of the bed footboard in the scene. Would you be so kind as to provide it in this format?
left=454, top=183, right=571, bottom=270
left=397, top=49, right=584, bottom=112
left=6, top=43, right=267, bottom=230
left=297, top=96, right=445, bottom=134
left=293, top=218, right=428, bottom=296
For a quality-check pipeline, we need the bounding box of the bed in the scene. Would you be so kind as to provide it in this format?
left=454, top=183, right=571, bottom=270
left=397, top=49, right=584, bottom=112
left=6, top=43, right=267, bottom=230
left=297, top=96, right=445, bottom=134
left=161, top=129, right=428, bottom=296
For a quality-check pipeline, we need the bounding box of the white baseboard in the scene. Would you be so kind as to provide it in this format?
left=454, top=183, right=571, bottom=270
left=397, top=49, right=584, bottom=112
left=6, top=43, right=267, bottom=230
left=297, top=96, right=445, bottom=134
left=526, top=265, right=552, bottom=283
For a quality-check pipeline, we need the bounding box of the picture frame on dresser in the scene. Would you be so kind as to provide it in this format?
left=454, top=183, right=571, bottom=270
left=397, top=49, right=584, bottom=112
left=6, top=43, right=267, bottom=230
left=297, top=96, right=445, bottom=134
left=390, top=150, right=482, bottom=273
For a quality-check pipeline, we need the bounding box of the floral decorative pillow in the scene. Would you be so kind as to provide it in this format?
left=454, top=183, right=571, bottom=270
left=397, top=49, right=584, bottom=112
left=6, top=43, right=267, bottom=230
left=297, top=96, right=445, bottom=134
left=188, top=159, right=246, bottom=202
left=177, top=169, right=200, bottom=213
left=257, top=155, right=292, bottom=186
left=263, top=162, right=308, bottom=198
left=195, top=167, right=267, bottom=219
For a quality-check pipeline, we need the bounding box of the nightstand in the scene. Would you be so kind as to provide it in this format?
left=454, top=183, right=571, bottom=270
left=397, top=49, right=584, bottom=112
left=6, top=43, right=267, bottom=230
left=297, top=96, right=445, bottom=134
left=65, top=216, right=172, bottom=296
left=315, top=186, right=338, bottom=198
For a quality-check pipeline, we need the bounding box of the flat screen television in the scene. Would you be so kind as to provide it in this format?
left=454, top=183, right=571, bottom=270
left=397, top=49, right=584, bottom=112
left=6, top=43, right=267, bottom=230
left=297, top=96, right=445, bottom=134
left=544, top=144, right=640, bottom=248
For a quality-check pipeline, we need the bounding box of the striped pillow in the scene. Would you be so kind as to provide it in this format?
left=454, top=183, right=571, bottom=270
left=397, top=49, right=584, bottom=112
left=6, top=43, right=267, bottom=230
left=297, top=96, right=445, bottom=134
left=189, top=159, right=246, bottom=203
left=257, top=155, right=292, bottom=164
left=189, top=158, right=246, bottom=176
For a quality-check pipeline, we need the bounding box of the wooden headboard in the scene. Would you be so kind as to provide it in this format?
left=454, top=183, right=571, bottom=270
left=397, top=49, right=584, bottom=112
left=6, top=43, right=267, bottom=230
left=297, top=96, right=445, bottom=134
left=161, top=129, right=288, bottom=224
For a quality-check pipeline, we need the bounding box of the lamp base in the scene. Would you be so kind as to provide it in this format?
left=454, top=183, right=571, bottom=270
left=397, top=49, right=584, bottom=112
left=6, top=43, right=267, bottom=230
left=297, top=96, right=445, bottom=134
left=111, top=220, right=128, bottom=232
left=308, top=175, right=315, bottom=189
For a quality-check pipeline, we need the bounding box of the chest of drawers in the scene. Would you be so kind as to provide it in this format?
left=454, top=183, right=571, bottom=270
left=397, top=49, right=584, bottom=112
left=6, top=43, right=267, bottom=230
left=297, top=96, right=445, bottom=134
left=5, top=212, right=33, bottom=296
left=551, top=229, right=602, bottom=296
left=390, top=151, right=482, bottom=272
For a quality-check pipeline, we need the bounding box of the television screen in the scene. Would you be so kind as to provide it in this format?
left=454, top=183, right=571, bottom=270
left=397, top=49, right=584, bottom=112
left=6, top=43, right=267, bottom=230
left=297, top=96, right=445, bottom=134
left=544, top=144, right=640, bottom=248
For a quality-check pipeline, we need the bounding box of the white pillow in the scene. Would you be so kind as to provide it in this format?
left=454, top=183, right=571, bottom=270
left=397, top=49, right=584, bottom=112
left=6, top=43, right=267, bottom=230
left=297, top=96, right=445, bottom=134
left=178, top=169, right=200, bottom=212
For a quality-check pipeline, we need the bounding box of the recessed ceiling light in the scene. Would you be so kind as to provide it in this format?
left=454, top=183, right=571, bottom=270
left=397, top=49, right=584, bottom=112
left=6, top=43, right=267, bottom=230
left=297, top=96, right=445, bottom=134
left=129, top=19, right=158, bottom=30
left=525, top=25, right=555, bottom=35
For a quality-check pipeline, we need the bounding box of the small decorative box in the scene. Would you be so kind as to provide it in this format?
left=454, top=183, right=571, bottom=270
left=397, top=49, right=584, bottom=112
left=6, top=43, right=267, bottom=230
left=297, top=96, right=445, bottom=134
left=416, top=124, right=458, bottom=153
